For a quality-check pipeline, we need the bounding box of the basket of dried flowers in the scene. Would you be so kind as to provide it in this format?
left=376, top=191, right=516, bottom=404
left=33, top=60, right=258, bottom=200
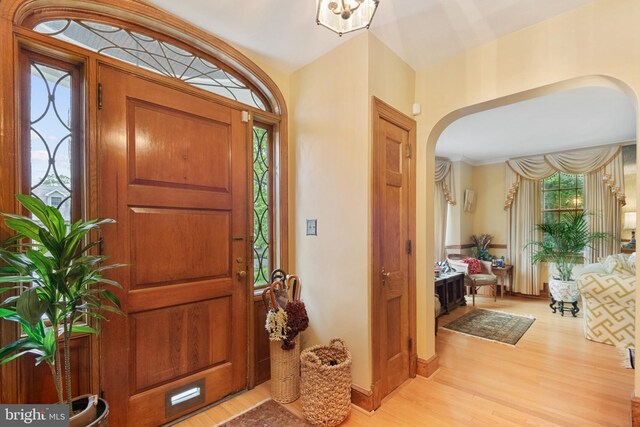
left=263, top=271, right=309, bottom=403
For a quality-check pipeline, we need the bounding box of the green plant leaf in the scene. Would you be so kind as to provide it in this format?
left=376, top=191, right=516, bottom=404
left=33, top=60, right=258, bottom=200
left=70, top=325, right=97, bottom=334
left=16, top=288, right=48, bottom=327
left=3, top=218, right=42, bottom=242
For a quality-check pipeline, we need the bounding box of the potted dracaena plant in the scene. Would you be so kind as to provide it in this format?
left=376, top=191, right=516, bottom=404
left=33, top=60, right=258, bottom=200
left=0, top=195, right=123, bottom=427
left=528, top=210, right=608, bottom=316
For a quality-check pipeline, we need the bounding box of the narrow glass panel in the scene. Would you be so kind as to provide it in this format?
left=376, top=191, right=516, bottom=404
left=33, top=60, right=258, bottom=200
left=253, top=126, right=270, bottom=286
left=29, top=63, right=73, bottom=223
left=33, top=19, right=268, bottom=111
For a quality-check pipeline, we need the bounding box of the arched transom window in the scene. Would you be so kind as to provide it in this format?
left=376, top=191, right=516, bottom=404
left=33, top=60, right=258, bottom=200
left=33, top=19, right=269, bottom=111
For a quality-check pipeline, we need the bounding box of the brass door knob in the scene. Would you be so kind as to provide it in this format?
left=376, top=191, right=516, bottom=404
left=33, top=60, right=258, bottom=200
left=237, top=270, right=247, bottom=279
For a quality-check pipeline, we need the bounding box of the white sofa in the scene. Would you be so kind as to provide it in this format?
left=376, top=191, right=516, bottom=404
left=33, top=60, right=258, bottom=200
left=575, top=253, right=636, bottom=349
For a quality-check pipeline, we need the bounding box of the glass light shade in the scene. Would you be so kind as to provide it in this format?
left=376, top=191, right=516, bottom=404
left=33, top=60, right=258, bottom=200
left=316, top=0, right=380, bottom=36
left=624, top=212, right=637, bottom=229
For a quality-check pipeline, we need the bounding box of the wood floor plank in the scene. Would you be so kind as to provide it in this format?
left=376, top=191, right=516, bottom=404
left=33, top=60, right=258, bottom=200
left=174, top=296, right=633, bottom=426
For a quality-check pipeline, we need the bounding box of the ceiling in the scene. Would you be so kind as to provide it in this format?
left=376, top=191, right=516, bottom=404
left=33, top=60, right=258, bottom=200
left=147, top=0, right=596, bottom=72
left=143, top=1, right=635, bottom=164
left=435, top=87, right=637, bottom=165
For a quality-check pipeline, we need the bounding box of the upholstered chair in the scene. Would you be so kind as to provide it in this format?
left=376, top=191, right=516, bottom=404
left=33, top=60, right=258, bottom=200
left=448, top=257, right=498, bottom=306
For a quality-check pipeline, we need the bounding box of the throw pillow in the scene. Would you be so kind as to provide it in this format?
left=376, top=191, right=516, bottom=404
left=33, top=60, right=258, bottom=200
left=462, top=258, right=482, bottom=275
left=603, top=254, right=633, bottom=275
left=628, top=252, right=637, bottom=274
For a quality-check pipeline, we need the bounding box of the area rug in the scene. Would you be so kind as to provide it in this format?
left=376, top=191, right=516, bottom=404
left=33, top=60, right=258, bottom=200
left=216, top=399, right=311, bottom=427
left=442, top=309, right=535, bottom=346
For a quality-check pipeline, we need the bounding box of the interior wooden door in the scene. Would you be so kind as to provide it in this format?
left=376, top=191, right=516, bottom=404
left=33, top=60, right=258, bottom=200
left=98, top=64, right=248, bottom=426
left=372, top=99, right=416, bottom=408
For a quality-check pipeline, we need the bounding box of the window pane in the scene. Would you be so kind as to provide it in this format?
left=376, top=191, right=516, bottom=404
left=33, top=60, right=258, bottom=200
left=577, top=174, right=584, bottom=188
left=559, top=189, right=577, bottom=209
left=543, top=174, right=559, bottom=190
left=559, top=172, right=577, bottom=189
left=253, top=126, right=270, bottom=287
left=543, top=190, right=559, bottom=210
left=543, top=212, right=558, bottom=224
left=29, top=62, right=73, bottom=223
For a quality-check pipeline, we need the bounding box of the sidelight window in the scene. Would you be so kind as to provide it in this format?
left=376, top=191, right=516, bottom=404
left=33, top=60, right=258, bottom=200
left=24, top=56, right=82, bottom=223
left=253, top=125, right=273, bottom=287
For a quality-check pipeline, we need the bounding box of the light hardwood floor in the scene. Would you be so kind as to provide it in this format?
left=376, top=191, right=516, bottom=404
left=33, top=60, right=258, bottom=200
left=175, top=296, right=633, bottom=426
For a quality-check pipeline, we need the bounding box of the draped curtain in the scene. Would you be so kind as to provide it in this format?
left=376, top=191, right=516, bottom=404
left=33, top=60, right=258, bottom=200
left=434, top=159, right=456, bottom=262
left=504, top=145, right=625, bottom=294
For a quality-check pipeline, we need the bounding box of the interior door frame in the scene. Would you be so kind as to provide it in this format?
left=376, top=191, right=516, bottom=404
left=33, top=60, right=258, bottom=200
left=371, top=97, right=417, bottom=409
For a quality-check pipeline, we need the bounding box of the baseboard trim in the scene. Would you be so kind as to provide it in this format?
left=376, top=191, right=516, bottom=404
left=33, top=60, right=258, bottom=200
left=632, top=397, right=640, bottom=426
left=416, top=354, right=439, bottom=378
left=351, top=384, right=375, bottom=412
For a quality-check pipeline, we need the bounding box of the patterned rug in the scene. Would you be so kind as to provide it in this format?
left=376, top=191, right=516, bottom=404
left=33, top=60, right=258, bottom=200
left=216, top=399, right=310, bottom=426
left=443, top=309, right=535, bottom=346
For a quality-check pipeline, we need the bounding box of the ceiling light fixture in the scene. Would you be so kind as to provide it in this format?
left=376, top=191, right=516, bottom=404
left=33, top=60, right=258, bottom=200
left=316, top=0, right=380, bottom=37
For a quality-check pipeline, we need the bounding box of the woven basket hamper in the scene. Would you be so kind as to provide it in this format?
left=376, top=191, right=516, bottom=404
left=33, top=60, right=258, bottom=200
left=300, top=338, right=352, bottom=426
left=269, top=334, right=301, bottom=403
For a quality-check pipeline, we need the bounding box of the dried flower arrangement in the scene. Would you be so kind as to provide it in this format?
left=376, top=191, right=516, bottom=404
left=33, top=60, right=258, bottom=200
left=264, top=273, right=309, bottom=350
left=470, top=233, right=493, bottom=261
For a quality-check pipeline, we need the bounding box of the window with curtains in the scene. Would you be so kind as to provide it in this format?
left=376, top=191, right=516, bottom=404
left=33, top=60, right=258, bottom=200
left=542, top=172, right=584, bottom=223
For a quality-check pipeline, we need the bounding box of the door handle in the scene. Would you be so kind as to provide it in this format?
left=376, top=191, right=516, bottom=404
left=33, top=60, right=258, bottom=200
left=381, top=267, right=390, bottom=286
left=237, top=270, right=247, bottom=279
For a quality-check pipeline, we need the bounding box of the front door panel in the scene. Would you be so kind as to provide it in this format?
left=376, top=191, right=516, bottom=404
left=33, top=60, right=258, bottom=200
left=98, top=65, right=248, bottom=427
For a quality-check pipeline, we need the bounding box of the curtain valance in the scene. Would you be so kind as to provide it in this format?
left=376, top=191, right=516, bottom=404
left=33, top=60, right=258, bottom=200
left=504, top=145, right=625, bottom=210
left=435, top=158, right=456, bottom=205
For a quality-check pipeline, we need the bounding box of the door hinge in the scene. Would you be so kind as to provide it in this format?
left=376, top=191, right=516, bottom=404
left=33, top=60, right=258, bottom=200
left=406, top=239, right=412, bottom=254
left=408, top=337, right=413, bottom=352
left=405, top=143, right=412, bottom=159
left=241, top=111, right=250, bottom=123
left=97, top=82, right=103, bottom=110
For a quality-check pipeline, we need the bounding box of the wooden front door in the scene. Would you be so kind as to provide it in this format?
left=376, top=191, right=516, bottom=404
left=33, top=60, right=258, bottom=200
left=372, top=98, right=416, bottom=408
left=98, top=64, right=248, bottom=426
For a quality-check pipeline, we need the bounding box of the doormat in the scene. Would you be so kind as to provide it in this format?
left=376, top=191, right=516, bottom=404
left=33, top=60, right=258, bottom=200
left=442, top=309, right=535, bottom=346
left=216, top=399, right=311, bottom=427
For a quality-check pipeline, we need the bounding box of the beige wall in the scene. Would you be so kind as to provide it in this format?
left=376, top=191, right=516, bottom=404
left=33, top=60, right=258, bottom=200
left=472, top=163, right=508, bottom=259
left=291, top=33, right=371, bottom=388
left=415, top=0, right=640, bottom=392
left=291, top=33, right=415, bottom=390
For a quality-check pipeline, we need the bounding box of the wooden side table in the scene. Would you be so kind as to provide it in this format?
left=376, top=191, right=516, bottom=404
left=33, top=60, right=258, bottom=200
left=491, top=265, right=513, bottom=298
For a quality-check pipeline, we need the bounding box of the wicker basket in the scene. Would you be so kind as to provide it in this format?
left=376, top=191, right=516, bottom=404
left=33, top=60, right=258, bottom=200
left=300, top=338, right=352, bottom=427
left=270, top=334, right=301, bottom=403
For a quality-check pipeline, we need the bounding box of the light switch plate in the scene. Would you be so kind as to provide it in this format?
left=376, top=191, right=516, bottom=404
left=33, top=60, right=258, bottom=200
left=306, top=219, right=317, bottom=236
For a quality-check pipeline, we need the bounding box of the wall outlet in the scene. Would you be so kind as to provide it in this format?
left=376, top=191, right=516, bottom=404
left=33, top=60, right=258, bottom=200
left=306, top=219, right=317, bottom=236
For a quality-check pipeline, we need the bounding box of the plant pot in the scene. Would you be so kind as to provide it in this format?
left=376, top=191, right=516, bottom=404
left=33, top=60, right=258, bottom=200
left=549, top=278, right=579, bottom=302
left=70, top=394, right=109, bottom=427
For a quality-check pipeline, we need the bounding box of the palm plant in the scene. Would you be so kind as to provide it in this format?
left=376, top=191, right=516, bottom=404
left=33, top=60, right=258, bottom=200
left=0, top=194, right=122, bottom=414
left=528, top=210, right=608, bottom=281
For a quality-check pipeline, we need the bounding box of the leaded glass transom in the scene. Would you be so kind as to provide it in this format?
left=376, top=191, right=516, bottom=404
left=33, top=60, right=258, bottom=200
left=33, top=19, right=268, bottom=111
